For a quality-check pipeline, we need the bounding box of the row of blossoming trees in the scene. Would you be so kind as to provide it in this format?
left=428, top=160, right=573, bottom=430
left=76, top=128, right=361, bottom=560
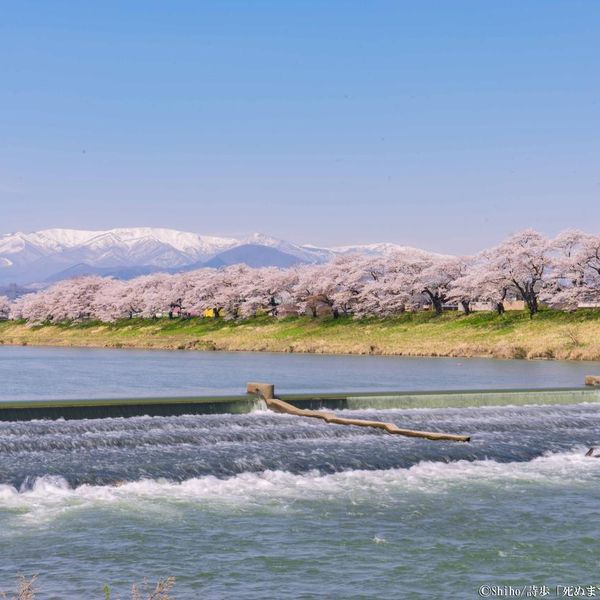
left=1, top=229, right=600, bottom=324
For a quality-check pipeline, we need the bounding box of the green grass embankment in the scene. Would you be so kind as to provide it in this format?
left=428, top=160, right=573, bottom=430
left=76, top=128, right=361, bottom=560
left=1, top=310, right=600, bottom=360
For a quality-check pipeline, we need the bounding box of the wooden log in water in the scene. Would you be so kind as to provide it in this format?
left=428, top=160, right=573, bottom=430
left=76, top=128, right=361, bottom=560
left=263, top=396, right=470, bottom=443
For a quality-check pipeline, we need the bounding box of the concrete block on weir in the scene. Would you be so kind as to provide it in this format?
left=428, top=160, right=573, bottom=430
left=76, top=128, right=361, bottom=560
left=585, top=376, right=600, bottom=387
left=247, top=382, right=275, bottom=399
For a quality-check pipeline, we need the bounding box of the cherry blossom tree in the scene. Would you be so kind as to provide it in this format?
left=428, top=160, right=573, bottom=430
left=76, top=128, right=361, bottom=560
left=482, top=230, right=551, bottom=316
left=451, top=255, right=510, bottom=314
left=416, top=256, right=471, bottom=315
left=291, top=264, right=336, bottom=317
left=353, top=253, right=415, bottom=317
left=0, top=295, right=10, bottom=320
left=182, top=266, right=250, bottom=319
left=238, top=267, right=297, bottom=318
left=217, top=265, right=252, bottom=319
left=136, top=274, right=176, bottom=318
left=446, top=259, right=479, bottom=314
left=7, top=228, right=600, bottom=325
left=90, top=278, right=128, bottom=321
left=13, top=277, right=107, bottom=322
left=546, top=230, right=600, bottom=309
left=328, top=255, right=382, bottom=316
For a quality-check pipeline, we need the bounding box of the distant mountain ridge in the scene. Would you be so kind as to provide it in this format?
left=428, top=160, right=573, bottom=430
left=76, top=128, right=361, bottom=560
left=0, top=227, right=435, bottom=285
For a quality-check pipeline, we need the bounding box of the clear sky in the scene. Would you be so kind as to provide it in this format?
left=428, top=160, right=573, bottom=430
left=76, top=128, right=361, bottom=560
left=1, top=1, right=599, bottom=253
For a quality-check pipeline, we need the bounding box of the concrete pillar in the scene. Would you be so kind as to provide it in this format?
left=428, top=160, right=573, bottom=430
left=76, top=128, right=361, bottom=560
left=247, top=382, right=275, bottom=399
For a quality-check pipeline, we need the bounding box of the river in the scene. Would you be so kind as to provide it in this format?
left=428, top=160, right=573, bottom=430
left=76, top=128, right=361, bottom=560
left=1, top=346, right=599, bottom=401
left=1, top=347, right=600, bottom=598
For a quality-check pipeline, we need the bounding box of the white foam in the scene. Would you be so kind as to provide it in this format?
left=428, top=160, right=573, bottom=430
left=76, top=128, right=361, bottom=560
left=1, top=451, right=598, bottom=525
left=372, top=535, right=388, bottom=544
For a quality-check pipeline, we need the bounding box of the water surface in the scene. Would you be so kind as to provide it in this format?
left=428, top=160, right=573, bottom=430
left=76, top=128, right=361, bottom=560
left=1, top=404, right=600, bottom=598
left=1, top=346, right=599, bottom=401
left=2, top=347, right=600, bottom=598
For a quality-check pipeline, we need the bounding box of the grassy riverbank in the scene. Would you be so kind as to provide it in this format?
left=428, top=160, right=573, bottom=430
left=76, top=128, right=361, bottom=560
left=2, top=310, right=600, bottom=360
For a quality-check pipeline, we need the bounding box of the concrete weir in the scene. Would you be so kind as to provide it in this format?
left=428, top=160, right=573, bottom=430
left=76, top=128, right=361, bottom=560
left=1, top=385, right=600, bottom=421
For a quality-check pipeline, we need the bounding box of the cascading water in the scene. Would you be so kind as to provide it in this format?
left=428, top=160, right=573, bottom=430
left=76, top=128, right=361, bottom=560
left=2, top=404, right=600, bottom=598
left=1, top=404, right=599, bottom=489
left=3, top=347, right=600, bottom=597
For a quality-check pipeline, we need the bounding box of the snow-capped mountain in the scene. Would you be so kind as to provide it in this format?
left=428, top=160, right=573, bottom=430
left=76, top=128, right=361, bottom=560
left=0, top=228, right=239, bottom=265
left=0, top=227, right=432, bottom=285
left=327, top=242, right=441, bottom=258
left=239, top=233, right=332, bottom=263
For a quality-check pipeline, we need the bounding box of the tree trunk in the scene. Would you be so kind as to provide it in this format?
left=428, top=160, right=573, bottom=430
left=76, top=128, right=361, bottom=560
left=496, top=302, right=505, bottom=315
left=525, top=294, right=538, bottom=317
left=460, top=300, right=470, bottom=315
left=262, top=396, right=470, bottom=443
left=513, top=282, right=538, bottom=317
left=423, top=289, right=443, bottom=315
left=432, top=296, right=443, bottom=315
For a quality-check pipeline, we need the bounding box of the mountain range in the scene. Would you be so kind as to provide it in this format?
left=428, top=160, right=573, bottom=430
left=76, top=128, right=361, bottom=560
left=0, top=227, right=429, bottom=286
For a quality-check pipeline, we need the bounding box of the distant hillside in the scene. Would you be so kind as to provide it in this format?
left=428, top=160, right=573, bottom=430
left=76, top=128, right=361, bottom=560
left=0, top=283, right=33, bottom=300
left=45, top=263, right=159, bottom=282
left=202, top=244, right=303, bottom=269
left=45, top=245, right=305, bottom=281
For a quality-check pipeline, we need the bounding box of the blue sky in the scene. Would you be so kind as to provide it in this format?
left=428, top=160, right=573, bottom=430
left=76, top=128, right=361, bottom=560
left=1, top=1, right=599, bottom=253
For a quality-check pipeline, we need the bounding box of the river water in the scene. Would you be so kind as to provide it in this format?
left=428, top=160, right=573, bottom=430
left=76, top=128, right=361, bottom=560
left=1, top=346, right=599, bottom=400
left=1, top=348, right=600, bottom=598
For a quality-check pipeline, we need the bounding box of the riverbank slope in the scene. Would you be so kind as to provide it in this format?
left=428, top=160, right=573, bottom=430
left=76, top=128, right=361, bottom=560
left=2, top=311, right=600, bottom=360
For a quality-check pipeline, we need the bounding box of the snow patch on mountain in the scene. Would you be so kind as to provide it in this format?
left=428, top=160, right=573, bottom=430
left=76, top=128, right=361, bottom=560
left=329, top=242, right=428, bottom=256
left=0, top=227, right=439, bottom=285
